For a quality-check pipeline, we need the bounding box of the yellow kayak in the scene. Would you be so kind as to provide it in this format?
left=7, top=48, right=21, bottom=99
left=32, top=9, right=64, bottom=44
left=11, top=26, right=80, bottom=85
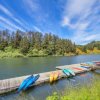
left=50, top=73, right=54, bottom=83
left=54, top=72, right=59, bottom=81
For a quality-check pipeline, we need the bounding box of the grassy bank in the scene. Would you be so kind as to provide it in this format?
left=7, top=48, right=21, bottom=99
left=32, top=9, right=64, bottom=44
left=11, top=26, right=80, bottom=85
left=46, top=80, right=100, bottom=100
left=0, top=46, right=100, bottom=58
left=0, top=51, right=100, bottom=58
left=0, top=47, right=75, bottom=58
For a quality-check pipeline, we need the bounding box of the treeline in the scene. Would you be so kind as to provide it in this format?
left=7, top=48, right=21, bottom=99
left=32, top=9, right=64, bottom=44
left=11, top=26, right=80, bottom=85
left=0, top=30, right=76, bottom=57
left=0, top=29, right=100, bottom=58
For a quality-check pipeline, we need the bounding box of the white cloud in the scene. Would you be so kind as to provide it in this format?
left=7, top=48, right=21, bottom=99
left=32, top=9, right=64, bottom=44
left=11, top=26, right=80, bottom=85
left=0, top=4, right=30, bottom=31
left=13, top=18, right=30, bottom=30
left=0, top=4, right=13, bottom=17
left=0, top=3, right=44, bottom=32
left=33, top=26, right=42, bottom=32
left=22, top=0, right=40, bottom=17
left=61, top=0, right=100, bottom=44
left=23, top=0, right=39, bottom=13
left=0, top=16, right=25, bottom=31
left=62, top=16, right=70, bottom=27
left=64, top=0, right=95, bottom=18
left=0, top=21, right=15, bottom=32
left=22, top=0, right=48, bottom=23
left=71, top=29, right=100, bottom=45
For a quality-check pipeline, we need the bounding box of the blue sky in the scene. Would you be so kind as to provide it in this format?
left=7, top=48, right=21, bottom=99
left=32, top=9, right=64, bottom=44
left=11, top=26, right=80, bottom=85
left=0, top=0, right=100, bottom=44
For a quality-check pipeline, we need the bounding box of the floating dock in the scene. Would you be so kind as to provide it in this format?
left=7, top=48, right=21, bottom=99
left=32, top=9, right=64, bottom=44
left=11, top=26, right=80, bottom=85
left=0, top=61, right=100, bottom=95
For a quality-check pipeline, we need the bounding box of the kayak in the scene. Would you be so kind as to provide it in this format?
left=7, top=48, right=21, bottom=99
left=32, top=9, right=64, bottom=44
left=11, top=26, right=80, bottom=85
left=67, top=69, right=75, bottom=76
left=62, top=69, right=70, bottom=76
left=72, top=67, right=83, bottom=71
left=95, top=62, right=100, bottom=66
left=86, top=62, right=94, bottom=65
left=50, top=73, right=54, bottom=83
left=24, top=74, right=40, bottom=90
left=53, top=72, right=59, bottom=81
left=81, top=66, right=90, bottom=69
left=17, top=75, right=33, bottom=92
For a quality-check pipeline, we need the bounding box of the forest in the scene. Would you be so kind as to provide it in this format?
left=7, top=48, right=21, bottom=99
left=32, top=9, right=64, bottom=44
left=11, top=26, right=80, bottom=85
left=0, top=30, right=100, bottom=58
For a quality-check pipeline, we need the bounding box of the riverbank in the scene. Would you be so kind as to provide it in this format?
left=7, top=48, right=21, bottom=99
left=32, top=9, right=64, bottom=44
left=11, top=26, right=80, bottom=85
left=0, top=50, right=75, bottom=58
left=0, top=50, right=100, bottom=59
left=46, top=79, right=100, bottom=100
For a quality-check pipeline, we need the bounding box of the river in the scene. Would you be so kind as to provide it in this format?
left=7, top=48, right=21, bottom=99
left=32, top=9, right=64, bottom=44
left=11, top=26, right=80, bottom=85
left=0, top=54, right=100, bottom=100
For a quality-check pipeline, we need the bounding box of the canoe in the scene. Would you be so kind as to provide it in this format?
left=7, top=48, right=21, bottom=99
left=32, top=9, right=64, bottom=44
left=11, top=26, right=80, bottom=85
left=62, top=69, right=70, bottom=76
left=67, top=69, right=75, bottom=76
left=50, top=73, right=54, bottom=83
left=53, top=72, right=59, bottom=81
left=24, top=74, right=40, bottom=90
left=17, top=75, right=33, bottom=92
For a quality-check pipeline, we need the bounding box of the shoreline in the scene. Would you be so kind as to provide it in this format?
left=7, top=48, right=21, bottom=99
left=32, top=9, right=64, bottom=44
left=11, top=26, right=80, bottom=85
left=0, top=53, right=100, bottom=59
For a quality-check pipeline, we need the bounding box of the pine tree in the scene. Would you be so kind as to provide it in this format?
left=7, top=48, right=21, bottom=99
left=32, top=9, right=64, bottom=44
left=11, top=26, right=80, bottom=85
left=20, top=36, right=30, bottom=54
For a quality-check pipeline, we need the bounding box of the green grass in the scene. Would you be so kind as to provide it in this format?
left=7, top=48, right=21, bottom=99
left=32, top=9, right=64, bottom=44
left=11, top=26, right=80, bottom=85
left=46, top=80, right=100, bottom=100
left=0, top=50, right=24, bottom=58
left=0, top=46, right=100, bottom=58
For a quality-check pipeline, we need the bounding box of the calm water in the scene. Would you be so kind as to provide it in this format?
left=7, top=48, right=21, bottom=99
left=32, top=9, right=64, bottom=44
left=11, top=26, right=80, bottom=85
left=0, top=55, right=100, bottom=100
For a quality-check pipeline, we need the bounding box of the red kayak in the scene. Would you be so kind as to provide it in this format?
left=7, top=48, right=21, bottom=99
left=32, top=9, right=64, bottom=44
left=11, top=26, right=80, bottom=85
left=72, top=67, right=83, bottom=71
left=96, top=62, right=100, bottom=66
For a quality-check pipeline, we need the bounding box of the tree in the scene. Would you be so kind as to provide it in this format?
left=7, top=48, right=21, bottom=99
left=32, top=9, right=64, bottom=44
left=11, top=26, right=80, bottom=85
left=13, top=30, right=22, bottom=48
left=82, top=46, right=87, bottom=53
left=33, top=32, right=42, bottom=50
left=0, top=29, right=99, bottom=56
left=20, top=36, right=30, bottom=54
left=0, top=40, right=8, bottom=50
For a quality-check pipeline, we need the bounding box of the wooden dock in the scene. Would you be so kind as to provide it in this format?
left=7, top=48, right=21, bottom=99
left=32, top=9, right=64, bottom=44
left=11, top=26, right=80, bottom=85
left=0, top=61, right=100, bottom=95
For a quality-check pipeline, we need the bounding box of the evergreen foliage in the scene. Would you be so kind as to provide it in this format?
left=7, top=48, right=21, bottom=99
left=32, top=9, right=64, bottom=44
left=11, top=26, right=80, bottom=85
left=0, top=30, right=100, bottom=58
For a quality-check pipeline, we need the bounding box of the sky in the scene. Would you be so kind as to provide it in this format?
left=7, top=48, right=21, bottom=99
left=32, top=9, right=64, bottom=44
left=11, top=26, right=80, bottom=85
left=0, top=0, right=100, bottom=44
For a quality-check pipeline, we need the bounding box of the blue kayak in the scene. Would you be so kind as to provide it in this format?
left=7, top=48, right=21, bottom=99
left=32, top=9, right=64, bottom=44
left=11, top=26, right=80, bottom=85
left=81, top=66, right=90, bottom=69
left=62, top=69, right=70, bottom=76
left=24, top=74, right=40, bottom=90
left=67, top=69, right=75, bottom=76
left=17, top=75, right=34, bottom=92
left=86, top=62, right=94, bottom=65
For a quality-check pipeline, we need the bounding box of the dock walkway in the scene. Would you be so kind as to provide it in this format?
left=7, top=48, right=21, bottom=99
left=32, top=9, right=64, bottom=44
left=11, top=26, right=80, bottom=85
left=0, top=61, right=100, bottom=95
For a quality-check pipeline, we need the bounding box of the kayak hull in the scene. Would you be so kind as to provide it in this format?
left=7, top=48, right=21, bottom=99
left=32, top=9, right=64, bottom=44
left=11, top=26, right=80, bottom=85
left=54, top=72, right=59, bottom=81
left=50, top=73, right=54, bottom=83
left=24, top=74, right=40, bottom=90
left=17, top=75, right=33, bottom=92
left=67, top=69, right=75, bottom=76
left=63, top=69, right=70, bottom=76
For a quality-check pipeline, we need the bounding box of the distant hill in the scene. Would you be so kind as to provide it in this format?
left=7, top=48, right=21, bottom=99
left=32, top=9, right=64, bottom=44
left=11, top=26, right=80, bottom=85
left=76, top=41, right=100, bottom=54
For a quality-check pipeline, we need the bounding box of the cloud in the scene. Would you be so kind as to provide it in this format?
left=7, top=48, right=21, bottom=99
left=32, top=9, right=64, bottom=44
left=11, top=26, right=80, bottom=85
left=64, top=0, right=95, bottom=18
left=0, top=16, right=25, bottom=31
left=0, top=4, right=13, bottom=17
left=61, top=0, right=100, bottom=44
left=0, top=21, right=15, bottom=32
left=74, top=31, right=100, bottom=44
left=22, top=0, right=40, bottom=18
left=0, top=3, right=44, bottom=32
left=22, top=0, right=48, bottom=23
left=22, top=0, right=39, bottom=13
left=33, top=26, right=42, bottom=32
left=0, top=4, right=30, bottom=31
